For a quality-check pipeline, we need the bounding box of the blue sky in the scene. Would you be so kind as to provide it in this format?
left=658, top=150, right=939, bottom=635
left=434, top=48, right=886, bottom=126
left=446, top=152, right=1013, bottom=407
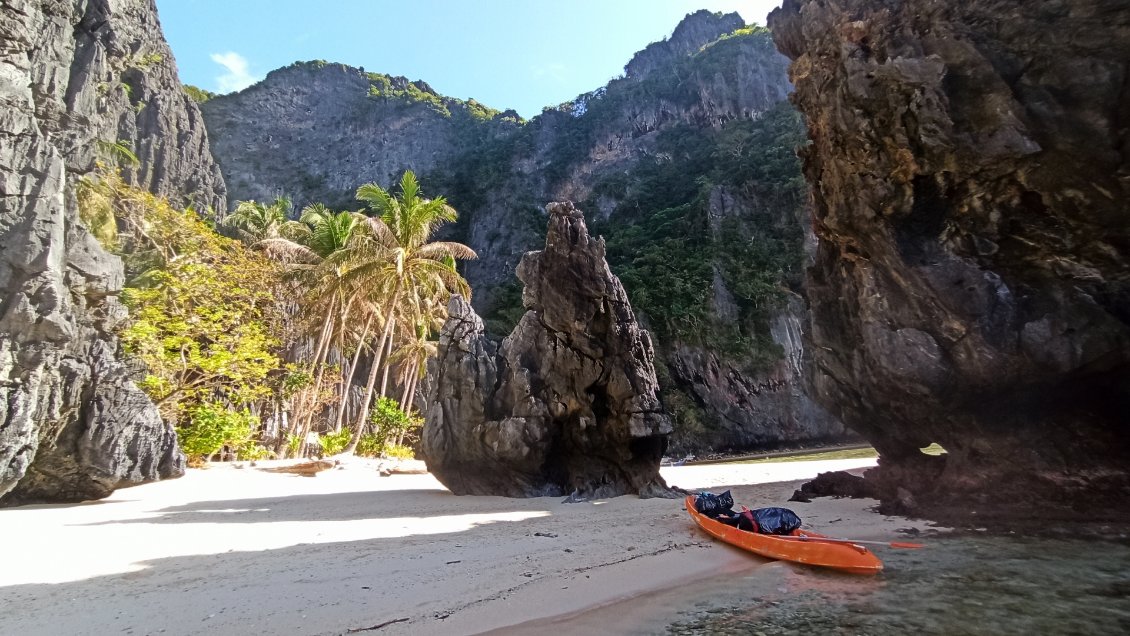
left=155, top=1, right=783, bottom=118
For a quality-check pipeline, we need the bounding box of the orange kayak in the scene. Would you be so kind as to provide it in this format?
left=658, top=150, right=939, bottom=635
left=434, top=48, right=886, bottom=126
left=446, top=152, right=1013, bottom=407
left=684, top=495, right=883, bottom=575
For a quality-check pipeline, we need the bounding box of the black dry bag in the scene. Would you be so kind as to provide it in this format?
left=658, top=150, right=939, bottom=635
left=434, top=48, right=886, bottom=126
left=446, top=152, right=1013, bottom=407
left=694, top=491, right=735, bottom=518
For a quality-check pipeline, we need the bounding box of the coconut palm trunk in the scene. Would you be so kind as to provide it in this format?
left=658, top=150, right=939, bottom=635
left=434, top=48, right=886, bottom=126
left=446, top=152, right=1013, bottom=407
left=398, top=370, right=413, bottom=410
left=343, top=285, right=400, bottom=453
left=378, top=327, right=397, bottom=398
left=288, top=295, right=336, bottom=451
left=332, top=312, right=375, bottom=432
left=295, top=290, right=360, bottom=446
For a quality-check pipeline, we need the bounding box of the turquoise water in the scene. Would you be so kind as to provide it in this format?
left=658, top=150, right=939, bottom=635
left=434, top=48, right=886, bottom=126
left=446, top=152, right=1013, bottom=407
left=665, top=535, right=1130, bottom=635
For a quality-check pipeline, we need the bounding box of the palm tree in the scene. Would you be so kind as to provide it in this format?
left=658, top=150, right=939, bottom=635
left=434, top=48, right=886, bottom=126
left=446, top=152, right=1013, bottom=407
left=252, top=203, right=369, bottom=454
left=341, top=170, right=476, bottom=454
left=390, top=321, right=437, bottom=432
left=224, top=195, right=293, bottom=243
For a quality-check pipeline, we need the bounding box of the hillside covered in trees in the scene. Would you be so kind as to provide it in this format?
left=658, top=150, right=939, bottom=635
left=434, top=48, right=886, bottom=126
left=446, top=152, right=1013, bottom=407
left=199, top=11, right=846, bottom=454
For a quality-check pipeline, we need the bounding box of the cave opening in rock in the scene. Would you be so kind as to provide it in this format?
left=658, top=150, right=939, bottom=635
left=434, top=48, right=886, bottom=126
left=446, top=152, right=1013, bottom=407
left=920, top=442, right=947, bottom=456
left=630, top=435, right=668, bottom=465
left=895, top=175, right=951, bottom=264
left=587, top=384, right=611, bottom=421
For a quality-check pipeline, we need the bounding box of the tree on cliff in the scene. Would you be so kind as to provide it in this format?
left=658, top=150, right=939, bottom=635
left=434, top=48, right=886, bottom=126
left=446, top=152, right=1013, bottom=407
left=342, top=170, right=476, bottom=453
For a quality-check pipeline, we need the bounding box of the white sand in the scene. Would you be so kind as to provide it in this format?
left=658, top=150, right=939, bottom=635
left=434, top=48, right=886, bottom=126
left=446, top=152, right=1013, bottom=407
left=0, top=456, right=925, bottom=635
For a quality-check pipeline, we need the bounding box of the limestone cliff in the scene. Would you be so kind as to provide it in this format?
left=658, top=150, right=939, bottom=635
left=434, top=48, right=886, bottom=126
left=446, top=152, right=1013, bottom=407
left=0, top=0, right=226, bottom=504
left=201, top=61, right=506, bottom=210
left=423, top=203, right=674, bottom=499
left=770, top=0, right=1130, bottom=520
left=200, top=11, right=846, bottom=454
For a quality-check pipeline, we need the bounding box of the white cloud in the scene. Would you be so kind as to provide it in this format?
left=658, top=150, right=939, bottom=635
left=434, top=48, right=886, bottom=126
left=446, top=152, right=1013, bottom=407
left=210, top=51, right=259, bottom=93
left=532, top=63, right=568, bottom=84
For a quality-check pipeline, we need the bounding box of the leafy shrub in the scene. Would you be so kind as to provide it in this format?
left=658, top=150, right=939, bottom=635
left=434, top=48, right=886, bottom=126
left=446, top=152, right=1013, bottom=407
left=184, top=85, right=215, bottom=103
left=355, top=433, right=384, bottom=458
left=286, top=433, right=303, bottom=456
left=320, top=428, right=353, bottom=456
left=369, top=396, right=422, bottom=446
left=383, top=444, right=415, bottom=460
left=177, top=403, right=258, bottom=460
left=239, top=444, right=274, bottom=461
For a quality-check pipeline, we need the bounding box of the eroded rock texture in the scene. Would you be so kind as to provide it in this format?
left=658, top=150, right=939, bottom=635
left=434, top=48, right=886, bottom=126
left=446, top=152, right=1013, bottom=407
left=770, top=0, right=1130, bottom=518
left=669, top=295, right=845, bottom=451
left=0, top=0, right=225, bottom=504
left=423, top=202, right=675, bottom=498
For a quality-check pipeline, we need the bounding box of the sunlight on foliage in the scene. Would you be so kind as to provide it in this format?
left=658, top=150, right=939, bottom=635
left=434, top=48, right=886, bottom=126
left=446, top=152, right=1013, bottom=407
left=320, top=428, right=353, bottom=456
left=78, top=169, right=285, bottom=428
left=177, top=403, right=258, bottom=460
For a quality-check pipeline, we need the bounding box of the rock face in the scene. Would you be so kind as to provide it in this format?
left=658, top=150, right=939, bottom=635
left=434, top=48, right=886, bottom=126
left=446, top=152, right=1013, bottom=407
left=770, top=0, right=1130, bottom=518
left=423, top=202, right=675, bottom=499
left=200, top=62, right=494, bottom=210
left=0, top=0, right=225, bottom=503
left=624, top=10, right=746, bottom=79
left=669, top=295, right=845, bottom=451
left=201, top=13, right=847, bottom=454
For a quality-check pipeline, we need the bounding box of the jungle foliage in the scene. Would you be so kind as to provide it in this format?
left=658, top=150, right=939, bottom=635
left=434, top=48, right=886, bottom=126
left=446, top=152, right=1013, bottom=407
left=78, top=168, right=469, bottom=463
left=593, top=103, right=807, bottom=367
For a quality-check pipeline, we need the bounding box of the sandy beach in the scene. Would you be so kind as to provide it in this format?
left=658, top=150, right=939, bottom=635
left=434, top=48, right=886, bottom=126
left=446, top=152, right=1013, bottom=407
left=0, top=456, right=927, bottom=635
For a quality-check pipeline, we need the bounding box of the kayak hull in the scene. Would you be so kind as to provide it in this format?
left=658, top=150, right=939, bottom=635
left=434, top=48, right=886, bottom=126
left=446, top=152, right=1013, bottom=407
left=684, top=495, right=883, bottom=575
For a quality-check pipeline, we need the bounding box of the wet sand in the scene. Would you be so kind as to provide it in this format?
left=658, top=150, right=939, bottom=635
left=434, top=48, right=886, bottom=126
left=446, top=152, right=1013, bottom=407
left=1, top=456, right=926, bottom=635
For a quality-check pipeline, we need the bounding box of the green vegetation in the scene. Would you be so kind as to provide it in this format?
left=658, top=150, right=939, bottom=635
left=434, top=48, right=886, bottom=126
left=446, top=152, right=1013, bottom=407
left=80, top=168, right=467, bottom=463
left=94, top=139, right=140, bottom=169
left=129, top=51, right=165, bottom=70
left=319, top=428, right=353, bottom=456
left=355, top=433, right=384, bottom=457
left=79, top=171, right=284, bottom=425
left=364, top=71, right=504, bottom=125
left=184, top=85, right=215, bottom=103
left=366, top=72, right=451, bottom=116
left=224, top=196, right=292, bottom=240
left=591, top=102, right=806, bottom=366
left=367, top=397, right=424, bottom=454
left=382, top=443, right=415, bottom=460
left=178, top=403, right=259, bottom=462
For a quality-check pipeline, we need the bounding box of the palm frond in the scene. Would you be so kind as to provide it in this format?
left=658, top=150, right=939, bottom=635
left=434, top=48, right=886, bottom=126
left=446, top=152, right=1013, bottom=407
left=299, top=203, right=332, bottom=226
left=399, top=170, right=420, bottom=210
left=414, top=241, right=477, bottom=261
left=356, top=183, right=395, bottom=215
left=279, top=220, right=312, bottom=242
left=361, top=216, right=398, bottom=248
left=255, top=238, right=321, bottom=264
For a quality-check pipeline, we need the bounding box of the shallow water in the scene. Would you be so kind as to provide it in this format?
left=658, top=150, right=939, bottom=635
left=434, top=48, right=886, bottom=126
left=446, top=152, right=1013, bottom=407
left=665, top=535, right=1130, bottom=635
